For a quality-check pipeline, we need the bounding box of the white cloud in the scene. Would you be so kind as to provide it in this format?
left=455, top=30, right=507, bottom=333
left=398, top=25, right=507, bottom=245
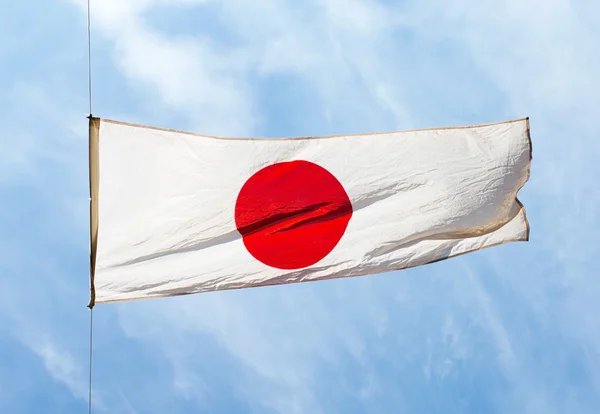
left=28, top=338, right=90, bottom=402
left=69, top=0, right=416, bottom=135
left=67, top=0, right=254, bottom=136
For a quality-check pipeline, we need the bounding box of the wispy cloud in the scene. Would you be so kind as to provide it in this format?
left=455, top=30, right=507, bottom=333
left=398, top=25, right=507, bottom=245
left=27, top=338, right=90, bottom=402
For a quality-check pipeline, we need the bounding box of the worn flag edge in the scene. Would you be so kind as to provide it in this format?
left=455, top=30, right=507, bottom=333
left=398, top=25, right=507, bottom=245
left=88, top=117, right=100, bottom=308
left=94, top=116, right=531, bottom=141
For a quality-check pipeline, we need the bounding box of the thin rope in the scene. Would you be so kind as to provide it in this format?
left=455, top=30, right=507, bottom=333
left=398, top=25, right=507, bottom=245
left=88, top=308, right=94, bottom=414
left=87, top=0, right=93, bottom=115
left=87, top=1, right=94, bottom=413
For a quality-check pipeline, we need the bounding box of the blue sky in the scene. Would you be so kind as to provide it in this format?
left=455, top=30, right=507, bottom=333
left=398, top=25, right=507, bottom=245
left=1, top=0, right=599, bottom=413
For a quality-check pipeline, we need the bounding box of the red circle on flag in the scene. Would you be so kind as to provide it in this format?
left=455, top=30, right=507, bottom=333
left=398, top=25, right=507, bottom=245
left=235, top=160, right=353, bottom=270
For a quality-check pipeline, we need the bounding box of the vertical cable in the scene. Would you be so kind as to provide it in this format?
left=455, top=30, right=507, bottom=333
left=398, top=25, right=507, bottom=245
left=88, top=308, right=94, bottom=414
left=87, top=0, right=92, bottom=115
left=87, top=1, right=94, bottom=413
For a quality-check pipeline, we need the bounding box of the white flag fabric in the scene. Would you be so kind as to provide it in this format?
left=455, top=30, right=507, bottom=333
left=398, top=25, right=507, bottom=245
left=88, top=117, right=531, bottom=305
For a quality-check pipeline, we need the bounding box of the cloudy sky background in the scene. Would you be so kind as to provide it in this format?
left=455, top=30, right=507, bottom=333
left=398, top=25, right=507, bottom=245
left=1, top=0, right=599, bottom=412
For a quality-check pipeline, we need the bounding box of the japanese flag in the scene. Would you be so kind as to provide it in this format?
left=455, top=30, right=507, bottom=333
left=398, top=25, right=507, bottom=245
left=88, top=117, right=531, bottom=306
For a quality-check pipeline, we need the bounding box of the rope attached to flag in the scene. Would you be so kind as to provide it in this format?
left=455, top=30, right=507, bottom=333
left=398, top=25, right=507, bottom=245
left=88, top=308, right=94, bottom=414
left=87, top=0, right=92, bottom=116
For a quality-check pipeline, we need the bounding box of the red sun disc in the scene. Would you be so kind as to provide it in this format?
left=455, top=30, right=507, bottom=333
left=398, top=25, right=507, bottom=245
left=234, top=160, right=353, bottom=270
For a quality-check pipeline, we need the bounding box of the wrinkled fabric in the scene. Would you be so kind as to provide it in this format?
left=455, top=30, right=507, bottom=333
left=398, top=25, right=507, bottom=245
left=90, top=117, right=531, bottom=305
